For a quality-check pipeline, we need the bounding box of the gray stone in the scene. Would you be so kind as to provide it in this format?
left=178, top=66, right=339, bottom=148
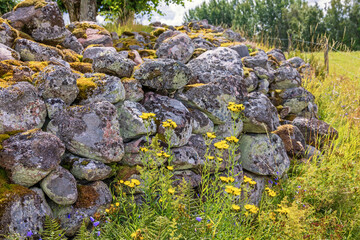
left=171, top=146, right=202, bottom=170
left=0, top=19, right=17, bottom=47
left=187, top=47, right=243, bottom=83
left=192, top=37, right=215, bottom=50
left=92, top=52, right=136, bottom=78
left=121, top=77, right=144, bottom=102
left=0, top=43, right=20, bottom=61
left=253, top=67, right=275, bottom=82
left=45, top=98, right=66, bottom=119
left=243, top=92, right=280, bottom=133
left=70, top=158, right=112, bottom=181
left=271, top=64, right=301, bottom=89
left=41, top=166, right=78, bottom=205
left=267, top=49, right=286, bottom=63
left=134, top=59, right=192, bottom=91
left=172, top=170, right=201, bottom=188
left=0, top=129, right=65, bottom=187
left=156, top=33, right=195, bottom=63
left=116, top=100, right=157, bottom=141
left=242, top=50, right=268, bottom=69
left=257, top=79, right=270, bottom=94
left=189, top=108, right=214, bottom=134
left=30, top=187, right=53, bottom=217
left=243, top=171, right=268, bottom=206
left=61, top=30, right=84, bottom=54
left=14, top=38, right=63, bottom=61
left=287, top=57, right=306, bottom=68
left=154, top=30, right=181, bottom=49
left=47, top=101, right=124, bottom=163
left=243, top=71, right=259, bottom=92
left=214, top=118, right=243, bottom=138
left=239, top=133, right=290, bottom=176
left=82, top=46, right=117, bottom=62
left=230, top=44, right=249, bottom=58
left=34, top=65, right=79, bottom=105
left=223, top=29, right=243, bottom=42
left=278, top=87, right=315, bottom=114
left=0, top=82, right=47, bottom=134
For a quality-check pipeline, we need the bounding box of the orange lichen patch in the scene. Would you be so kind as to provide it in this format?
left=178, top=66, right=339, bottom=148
left=185, top=83, right=208, bottom=89
left=116, top=166, right=139, bottom=181
left=121, top=77, right=136, bottom=83
left=74, top=185, right=99, bottom=209
left=69, top=62, right=93, bottom=74
left=76, top=77, right=97, bottom=100
left=13, top=0, right=47, bottom=10
left=62, top=49, right=81, bottom=63
left=1, top=60, right=23, bottom=67
left=25, top=61, right=49, bottom=72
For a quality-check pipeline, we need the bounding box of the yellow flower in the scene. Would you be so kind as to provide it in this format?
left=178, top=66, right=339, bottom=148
left=139, top=112, right=156, bottom=120
left=228, top=177, right=235, bottom=183
left=217, top=157, right=223, bottom=162
left=244, top=204, right=259, bottom=214
left=220, top=176, right=229, bottom=182
left=244, top=176, right=255, bottom=184
left=265, top=187, right=276, bottom=197
left=249, top=180, right=257, bottom=185
left=232, top=188, right=241, bottom=196
left=225, top=185, right=233, bottom=194
left=225, top=136, right=239, bottom=143
left=225, top=185, right=241, bottom=196
left=232, top=204, right=240, bottom=211
left=131, top=232, right=136, bottom=238
left=105, top=209, right=110, bottom=213
left=128, top=182, right=135, bottom=188
left=124, top=181, right=131, bottom=186
left=115, top=202, right=120, bottom=207
left=227, top=102, right=245, bottom=113
left=131, top=179, right=141, bottom=186
left=156, top=152, right=163, bottom=157
left=168, top=188, right=175, bottom=194
left=208, top=155, right=215, bottom=160
left=163, top=152, right=171, bottom=158
left=214, top=140, right=229, bottom=150
left=162, top=119, right=177, bottom=129
left=157, top=151, right=171, bottom=158
left=276, top=206, right=290, bottom=214
left=167, top=166, right=174, bottom=171
left=119, top=180, right=124, bottom=184
left=206, top=132, right=216, bottom=139
left=269, top=212, right=276, bottom=220
left=140, top=147, right=148, bottom=152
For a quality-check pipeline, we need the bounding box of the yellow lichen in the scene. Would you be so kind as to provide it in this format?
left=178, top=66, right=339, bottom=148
left=121, top=77, right=136, bottom=83
left=220, top=41, right=243, bottom=47
left=250, top=51, right=259, bottom=56
left=76, top=77, right=97, bottom=100
left=62, top=49, right=81, bottom=63
left=68, top=22, right=110, bottom=39
left=151, top=28, right=166, bottom=37
left=138, top=49, right=157, bottom=59
left=69, top=62, right=93, bottom=74
left=14, top=0, right=47, bottom=11
left=185, top=83, right=208, bottom=88
left=26, top=61, right=49, bottom=72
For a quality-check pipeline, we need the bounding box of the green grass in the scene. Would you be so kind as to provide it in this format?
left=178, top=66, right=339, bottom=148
left=102, top=20, right=153, bottom=36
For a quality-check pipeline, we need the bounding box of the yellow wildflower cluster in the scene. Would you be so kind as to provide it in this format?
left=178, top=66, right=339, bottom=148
left=131, top=229, right=143, bottom=239
left=225, top=136, right=239, bottom=143
left=220, top=176, right=235, bottom=183
left=265, top=187, right=277, bottom=197
left=227, top=102, right=245, bottom=112
left=244, top=176, right=257, bottom=185
left=244, top=204, right=259, bottom=214
left=217, top=157, right=223, bottom=162
left=157, top=151, right=171, bottom=158
left=139, top=112, right=156, bottom=120
left=225, top=185, right=241, bottom=196
left=162, top=119, right=177, bottom=129
left=275, top=204, right=290, bottom=214
left=168, top=188, right=176, bottom=194
left=214, top=140, right=229, bottom=150
left=120, top=179, right=141, bottom=188
left=167, top=166, right=174, bottom=171
left=140, top=147, right=148, bottom=152
left=232, top=204, right=241, bottom=211
left=206, top=132, right=216, bottom=139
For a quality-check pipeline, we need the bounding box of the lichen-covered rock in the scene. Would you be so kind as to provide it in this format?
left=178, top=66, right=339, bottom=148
left=92, top=52, right=135, bottom=78
left=76, top=73, right=125, bottom=105
left=257, top=79, right=270, bottom=94
left=156, top=33, right=195, bottom=63
left=243, top=71, right=259, bottom=92
left=40, top=166, right=77, bottom=205
left=0, top=60, right=33, bottom=83
left=121, top=77, right=144, bottom=102
left=143, top=92, right=193, bottom=147
left=34, top=65, right=79, bottom=105
left=172, top=170, right=201, bottom=188
left=0, top=18, right=17, bottom=47
left=242, top=50, right=268, bottom=69
left=243, top=92, right=280, bottom=133
left=47, top=101, right=124, bottom=163
left=3, top=1, right=67, bottom=45
left=273, top=124, right=306, bottom=157
left=243, top=171, right=268, bottom=206
left=0, top=180, right=49, bottom=237
left=45, top=98, right=66, bottom=119
left=14, top=38, right=63, bottom=61
left=134, top=59, right=192, bottom=91
left=214, top=118, right=243, bottom=138
left=187, top=47, right=243, bottom=83
left=287, top=57, right=307, bottom=68
left=223, top=29, right=243, bottom=42
left=70, top=158, right=112, bottom=181
left=0, top=43, right=20, bottom=61
left=276, top=87, right=315, bottom=114
left=50, top=181, right=111, bottom=236
left=189, top=108, right=214, bottom=134
left=67, top=21, right=113, bottom=48
left=271, top=64, right=301, bottom=89
left=267, top=49, right=286, bottom=63
left=116, top=100, right=157, bottom=141
left=30, top=187, right=53, bottom=217
left=239, top=133, right=290, bottom=176
left=192, top=37, right=215, bottom=50
left=253, top=67, right=275, bottom=82
left=61, top=30, right=84, bottom=54
left=176, top=79, right=247, bottom=124
left=154, top=30, right=181, bottom=49
left=292, top=117, right=338, bottom=147
left=230, top=44, right=249, bottom=58
left=82, top=46, right=117, bottom=63
left=0, top=82, right=47, bottom=134
left=171, top=146, right=202, bottom=170
left=121, top=137, right=150, bottom=166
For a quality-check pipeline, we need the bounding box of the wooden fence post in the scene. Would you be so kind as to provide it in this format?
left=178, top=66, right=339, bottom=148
left=288, top=33, right=292, bottom=53
left=324, top=38, right=329, bottom=75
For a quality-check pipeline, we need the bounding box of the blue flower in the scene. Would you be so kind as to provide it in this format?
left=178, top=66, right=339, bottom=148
left=67, top=214, right=71, bottom=219
left=93, top=221, right=100, bottom=227
left=268, top=179, right=273, bottom=184
left=90, top=216, right=95, bottom=222
left=297, top=186, right=301, bottom=188
left=97, top=231, right=101, bottom=237
left=26, top=231, right=33, bottom=237
left=196, top=217, right=202, bottom=222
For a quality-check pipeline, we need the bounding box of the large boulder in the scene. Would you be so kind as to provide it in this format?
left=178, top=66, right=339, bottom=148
left=0, top=82, right=47, bottom=134
left=156, top=33, right=195, bottom=63
left=242, top=50, right=268, bottom=69
left=47, top=101, right=125, bottom=163
left=14, top=38, right=63, bottom=61
left=0, top=18, right=17, bottom=47
left=116, top=100, right=157, bottom=141
left=61, top=29, right=84, bottom=54
left=121, top=77, right=144, bottom=102
left=171, top=146, right=202, bottom=170
left=292, top=117, right=338, bottom=147
left=40, top=166, right=78, bottom=205
left=50, top=181, right=111, bottom=236
left=92, top=52, right=135, bottom=78
left=243, top=92, right=280, bottom=133
left=275, top=87, right=315, bottom=115
left=0, top=129, right=65, bottom=187
left=66, top=21, right=113, bottom=48
left=230, top=44, right=249, bottom=58
left=187, top=47, right=243, bottom=83
left=271, top=64, right=302, bottom=89
left=76, top=73, right=125, bottom=105
left=239, top=133, right=290, bottom=177
left=143, top=92, right=193, bottom=147
left=189, top=108, right=214, bottom=134
left=34, top=65, right=79, bottom=105
left=134, top=59, right=192, bottom=92
left=0, top=43, right=20, bottom=61
left=82, top=46, right=117, bottom=63
left=3, top=0, right=67, bottom=45
left=154, top=30, right=181, bottom=49
left=70, top=157, right=112, bottom=181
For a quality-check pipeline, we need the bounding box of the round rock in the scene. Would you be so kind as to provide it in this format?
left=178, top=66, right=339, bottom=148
left=70, top=158, right=112, bottom=181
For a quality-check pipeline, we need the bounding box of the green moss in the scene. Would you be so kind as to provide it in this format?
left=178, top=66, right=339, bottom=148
left=115, top=37, right=141, bottom=50
left=14, top=0, right=47, bottom=11
left=151, top=28, right=166, bottom=37
left=138, top=49, right=157, bottom=59
left=116, top=166, right=139, bottom=181
left=80, top=160, right=90, bottom=166
left=0, top=134, right=10, bottom=150
left=68, top=22, right=110, bottom=39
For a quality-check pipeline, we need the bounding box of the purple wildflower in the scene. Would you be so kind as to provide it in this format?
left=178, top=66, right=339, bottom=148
left=97, top=231, right=101, bottom=237
left=27, top=231, right=33, bottom=237
left=196, top=217, right=202, bottom=222
left=90, top=216, right=95, bottom=222
left=93, top=221, right=100, bottom=227
left=67, top=214, right=71, bottom=219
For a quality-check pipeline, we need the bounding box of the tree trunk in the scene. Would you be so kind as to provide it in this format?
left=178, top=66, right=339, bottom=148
left=116, top=10, right=135, bottom=25
left=63, top=0, right=81, bottom=22
left=79, top=0, right=97, bottom=22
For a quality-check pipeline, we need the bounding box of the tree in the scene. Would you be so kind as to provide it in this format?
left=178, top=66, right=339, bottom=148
left=0, top=0, right=18, bottom=15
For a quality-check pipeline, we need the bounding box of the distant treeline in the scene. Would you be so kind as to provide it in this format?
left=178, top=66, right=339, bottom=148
left=185, top=0, right=360, bottom=51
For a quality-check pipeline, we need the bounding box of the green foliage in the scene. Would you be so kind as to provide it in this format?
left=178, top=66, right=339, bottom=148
left=40, top=216, right=67, bottom=240
left=0, top=0, right=18, bottom=15
left=185, top=0, right=360, bottom=50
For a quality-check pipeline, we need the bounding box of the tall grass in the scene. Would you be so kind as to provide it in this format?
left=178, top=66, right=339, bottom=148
left=102, top=20, right=153, bottom=36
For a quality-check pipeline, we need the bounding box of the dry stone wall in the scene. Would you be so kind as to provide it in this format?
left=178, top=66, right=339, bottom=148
left=0, top=0, right=338, bottom=238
